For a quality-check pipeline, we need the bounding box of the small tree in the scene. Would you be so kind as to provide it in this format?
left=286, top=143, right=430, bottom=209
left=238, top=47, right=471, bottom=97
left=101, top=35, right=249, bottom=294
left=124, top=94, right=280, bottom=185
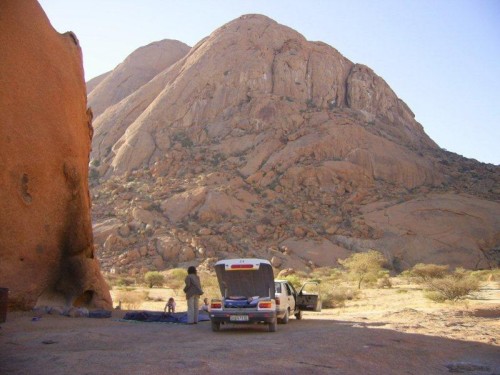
left=339, top=250, right=386, bottom=289
left=144, top=271, right=165, bottom=288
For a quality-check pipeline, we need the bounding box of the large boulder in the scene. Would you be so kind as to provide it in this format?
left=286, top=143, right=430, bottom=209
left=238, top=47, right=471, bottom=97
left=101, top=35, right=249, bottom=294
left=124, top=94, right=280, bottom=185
left=0, top=1, right=111, bottom=310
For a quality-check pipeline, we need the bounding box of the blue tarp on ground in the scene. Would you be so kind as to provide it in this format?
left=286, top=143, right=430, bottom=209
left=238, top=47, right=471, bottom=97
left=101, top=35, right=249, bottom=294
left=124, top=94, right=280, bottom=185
left=89, top=310, right=112, bottom=318
left=122, top=310, right=210, bottom=324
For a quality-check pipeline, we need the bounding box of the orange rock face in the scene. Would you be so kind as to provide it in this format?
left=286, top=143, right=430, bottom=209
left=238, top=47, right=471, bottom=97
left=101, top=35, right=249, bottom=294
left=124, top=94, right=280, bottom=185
left=0, top=1, right=111, bottom=310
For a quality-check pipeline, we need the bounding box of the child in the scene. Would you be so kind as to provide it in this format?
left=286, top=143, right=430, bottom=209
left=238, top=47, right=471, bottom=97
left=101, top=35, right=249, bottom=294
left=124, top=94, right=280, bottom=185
left=201, top=297, right=209, bottom=312
left=164, top=297, right=176, bottom=313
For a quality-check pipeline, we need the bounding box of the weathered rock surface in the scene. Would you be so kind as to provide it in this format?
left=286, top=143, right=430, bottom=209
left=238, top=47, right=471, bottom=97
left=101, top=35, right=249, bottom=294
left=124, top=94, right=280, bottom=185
left=0, top=1, right=111, bottom=310
left=87, top=39, right=190, bottom=118
left=358, top=193, right=500, bottom=269
left=86, top=70, right=111, bottom=94
left=87, top=14, right=499, bottom=275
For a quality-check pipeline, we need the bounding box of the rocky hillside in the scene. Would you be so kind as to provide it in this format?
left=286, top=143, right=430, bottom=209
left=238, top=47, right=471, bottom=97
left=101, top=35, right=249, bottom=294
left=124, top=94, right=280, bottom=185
left=87, top=15, right=500, bottom=276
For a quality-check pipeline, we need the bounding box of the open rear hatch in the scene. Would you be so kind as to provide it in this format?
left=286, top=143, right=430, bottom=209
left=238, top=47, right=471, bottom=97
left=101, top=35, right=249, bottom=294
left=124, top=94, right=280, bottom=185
left=214, top=259, right=276, bottom=302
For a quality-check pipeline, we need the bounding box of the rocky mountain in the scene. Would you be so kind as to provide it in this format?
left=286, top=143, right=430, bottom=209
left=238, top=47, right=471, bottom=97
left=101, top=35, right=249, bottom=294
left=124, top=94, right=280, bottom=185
left=0, top=1, right=111, bottom=310
left=87, top=14, right=500, bottom=276
left=87, top=39, right=190, bottom=118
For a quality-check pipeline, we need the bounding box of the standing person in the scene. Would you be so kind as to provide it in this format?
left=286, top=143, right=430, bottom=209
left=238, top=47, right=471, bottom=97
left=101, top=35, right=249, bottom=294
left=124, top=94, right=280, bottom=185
left=184, top=266, right=203, bottom=324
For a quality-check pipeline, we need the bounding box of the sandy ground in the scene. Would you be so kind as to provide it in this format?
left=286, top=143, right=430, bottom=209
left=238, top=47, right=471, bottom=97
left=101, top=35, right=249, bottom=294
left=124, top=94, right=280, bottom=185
left=1, top=283, right=499, bottom=375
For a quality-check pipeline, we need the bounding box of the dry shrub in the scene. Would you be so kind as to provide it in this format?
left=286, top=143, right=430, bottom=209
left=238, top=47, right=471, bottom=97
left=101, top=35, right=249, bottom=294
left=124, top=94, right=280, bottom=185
left=377, top=275, right=392, bottom=289
left=114, top=290, right=146, bottom=310
left=200, top=272, right=220, bottom=299
left=469, top=268, right=500, bottom=281
left=321, top=287, right=359, bottom=308
left=105, top=274, right=136, bottom=288
left=407, top=263, right=449, bottom=283
left=310, top=267, right=344, bottom=284
left=164, top=268, right=187, bottom=290
left=424, top=272, right=481, bottom=302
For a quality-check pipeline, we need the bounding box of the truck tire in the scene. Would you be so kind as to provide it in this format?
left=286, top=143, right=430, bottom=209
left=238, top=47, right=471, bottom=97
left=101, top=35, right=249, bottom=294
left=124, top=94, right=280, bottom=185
left=278, top=309, right=289, bottom=324
left=282, top=309, right=289, bottom=324
left=295, top=310, right=302, bottom=320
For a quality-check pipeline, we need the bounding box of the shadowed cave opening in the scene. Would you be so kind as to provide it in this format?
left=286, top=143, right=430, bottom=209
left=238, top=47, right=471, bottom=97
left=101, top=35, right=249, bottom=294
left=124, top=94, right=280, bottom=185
left=73, top=290, right=94, bottom=307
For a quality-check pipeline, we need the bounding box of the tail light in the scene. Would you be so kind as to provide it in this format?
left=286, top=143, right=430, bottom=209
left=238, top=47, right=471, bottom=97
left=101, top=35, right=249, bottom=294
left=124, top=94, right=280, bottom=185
left=211, top=300, right=222, bottom=310
left=275, top=297, right=280, bottom=306
left=258, top=300, right=274, bottom=309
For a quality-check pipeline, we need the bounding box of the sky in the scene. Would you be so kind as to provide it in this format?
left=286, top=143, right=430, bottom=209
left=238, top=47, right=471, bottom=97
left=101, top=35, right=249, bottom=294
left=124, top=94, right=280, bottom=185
left=38, top=0, right=500, bottom=165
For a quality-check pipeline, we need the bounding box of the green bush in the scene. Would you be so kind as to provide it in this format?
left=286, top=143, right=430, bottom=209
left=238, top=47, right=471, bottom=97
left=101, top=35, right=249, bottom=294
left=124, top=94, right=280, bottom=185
left=283, top=274, right=302, bottom=289
left=144, top=271, right=165, bottom=288
left=115, top=277, right=135, bottom=287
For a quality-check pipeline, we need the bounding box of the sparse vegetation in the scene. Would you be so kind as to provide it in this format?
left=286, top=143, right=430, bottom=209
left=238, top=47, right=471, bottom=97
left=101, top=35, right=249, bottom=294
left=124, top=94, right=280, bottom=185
left=106, top=262, right=496, bottom=313
left=144, top=271, right=165, bottom=288
left=400, top=264, right=484, bottom=302
left=172, top=131, right=193, bottom=148
left=114, top=290, right=147, bottom=310
left=405, top=263, right=449, bottom=283
left=424, top=269, right=481, bottom=302
left=322, top=288, right=347, bottom=308
left=282, top=274, right=302, bottom=289
left=377, top=274, right=392, bottom=289
left=112, top=276, right=136, bottom=287
left=199, top=272, right=220, bottom=299
left=165, top=268, right=187, bottom=290
left=469, top=268, right=500, bottom=281
left=322, top=287, right=360, bottom=308
left=338, top=250, right=387, bottom=289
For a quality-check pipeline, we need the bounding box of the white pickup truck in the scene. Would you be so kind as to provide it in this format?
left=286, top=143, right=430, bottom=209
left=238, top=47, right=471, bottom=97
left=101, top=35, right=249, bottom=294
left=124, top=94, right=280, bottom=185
left=209, top=258, right=278, bottom=332
left=274, top=279, right=321, bottom=323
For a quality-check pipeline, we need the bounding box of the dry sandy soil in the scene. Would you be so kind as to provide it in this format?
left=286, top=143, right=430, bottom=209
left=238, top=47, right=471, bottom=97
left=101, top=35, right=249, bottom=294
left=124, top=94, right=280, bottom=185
left=1, top=282, right=499, bottom=375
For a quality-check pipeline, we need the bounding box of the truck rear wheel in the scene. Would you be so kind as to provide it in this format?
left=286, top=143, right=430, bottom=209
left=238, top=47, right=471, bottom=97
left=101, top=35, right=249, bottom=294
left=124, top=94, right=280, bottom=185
left=295, top=310, right=302, bottom=320
left=282, top=309, right=289, bottom=324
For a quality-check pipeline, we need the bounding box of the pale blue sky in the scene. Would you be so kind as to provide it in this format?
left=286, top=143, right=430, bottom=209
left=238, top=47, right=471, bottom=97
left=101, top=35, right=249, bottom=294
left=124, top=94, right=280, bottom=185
left=38, top=0, right=500, bottom=165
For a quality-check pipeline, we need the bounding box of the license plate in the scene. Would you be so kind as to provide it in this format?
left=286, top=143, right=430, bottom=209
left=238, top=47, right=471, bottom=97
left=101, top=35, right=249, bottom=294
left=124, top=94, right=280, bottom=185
left=230, top=315, right=249, bottom=322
